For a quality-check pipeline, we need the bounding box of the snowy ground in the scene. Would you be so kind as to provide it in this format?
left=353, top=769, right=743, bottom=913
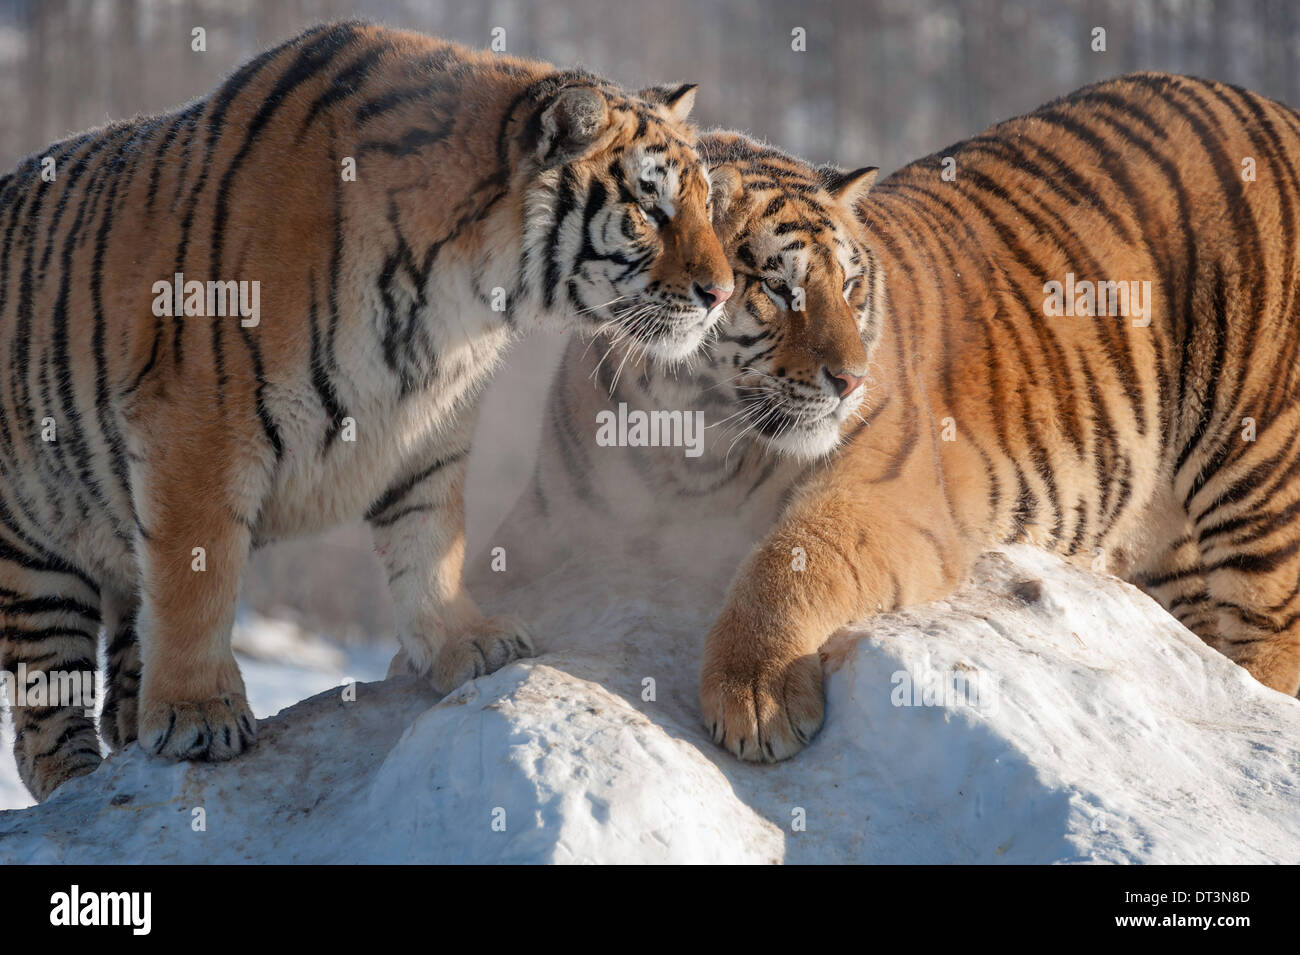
left=0, top=611, right=395, bottom=813
left=1, top=546, right=1296, bottom=863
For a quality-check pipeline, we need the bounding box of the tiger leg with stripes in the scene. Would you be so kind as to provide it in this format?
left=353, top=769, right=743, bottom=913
left=91, top=446, right=533, bottom=738
left=0, top=560, right=103, bottom=800
left=367, top=440, right=532, bottom=692
left=700, top=416, right=980, bottom=760
left=1115, top=487, right=1219, bottom=646
left=1187, top=445, right=1300, bottom=696
left=129, top=419, right=258, bottom=763
left=99, top=589, right=140, bottom=752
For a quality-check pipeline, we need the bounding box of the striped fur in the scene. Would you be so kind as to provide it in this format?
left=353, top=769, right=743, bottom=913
left=0, top=20, right=732, bottom=800
left=700, top=75, right=1300, bottom=760
left=501, top=74, right=1300, bottom=764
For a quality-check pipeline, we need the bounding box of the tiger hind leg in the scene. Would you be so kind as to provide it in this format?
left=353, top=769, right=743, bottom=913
left=1199, top=562, right=1300, bottom=697
left=1199, top=571, right=1300, bottom=697
left=0, top=557, right=103, bottom=801
left=1119, top=489, right=1219, bottom=641
left=99, top=590, right=141, bottom=751
left=1189, top=469, right=1300, bottom=697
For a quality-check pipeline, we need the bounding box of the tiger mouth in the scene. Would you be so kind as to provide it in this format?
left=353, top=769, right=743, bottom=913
left=754, top=406, right=837, bottom=438
left=616, top=303, right=717, bottom=358
left=754, top=410, right=845, bottom=459
left=734, top=387, right=846, bottom=460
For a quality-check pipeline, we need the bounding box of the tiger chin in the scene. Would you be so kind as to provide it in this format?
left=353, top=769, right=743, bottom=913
left=0, top=20, right=735, bottom=801
left=695, top=76, right=1300, bottom=763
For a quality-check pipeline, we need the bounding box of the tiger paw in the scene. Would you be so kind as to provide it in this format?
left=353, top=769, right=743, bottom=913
left=19, top=726, right=102, bottom=802
left=429, top=615, right=535, bottom=693
left=700, top=642, right=825, bottom=763
left=138, top=693, right=257, bottom=762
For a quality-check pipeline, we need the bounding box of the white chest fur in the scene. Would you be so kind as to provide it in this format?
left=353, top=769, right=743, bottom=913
left=255, top=257, right=517, bottom=541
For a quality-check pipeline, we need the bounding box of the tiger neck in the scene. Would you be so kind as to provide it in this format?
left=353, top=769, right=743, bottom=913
left=542, top=334, right=806, bottom=515
left=855, top=185, right=995, bottom=399
left=476, top=332, right=804, bottom=596
left=347, top=60, right=589, bottom=353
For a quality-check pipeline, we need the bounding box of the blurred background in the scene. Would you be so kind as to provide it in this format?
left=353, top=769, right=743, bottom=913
left=5, top=0, right=1300, bottom=178
left=0, top=0, right=1295, bottom=642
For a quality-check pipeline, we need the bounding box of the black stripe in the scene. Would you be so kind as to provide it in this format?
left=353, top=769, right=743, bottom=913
left=365, top=450, right=467, bottom=524
left=298, top=43, right=389, bottom=138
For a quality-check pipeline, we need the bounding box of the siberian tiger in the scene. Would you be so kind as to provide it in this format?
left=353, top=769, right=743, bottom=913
left=0, top=19, right=734, bottom=800
left=699, top=75, right=1300, bottom=760
left=498, top=73, right=1300, bottom=764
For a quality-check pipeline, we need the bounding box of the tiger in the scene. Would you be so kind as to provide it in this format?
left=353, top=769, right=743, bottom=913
left=0, top=19, right=735, bottom=801
left=488, top=72, right=1300, bottom=765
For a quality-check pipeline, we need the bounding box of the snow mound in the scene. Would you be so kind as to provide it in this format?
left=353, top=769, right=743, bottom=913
left=1, top=546, right=1296, bottom=864
left=0, top=614, right=393, bottom=814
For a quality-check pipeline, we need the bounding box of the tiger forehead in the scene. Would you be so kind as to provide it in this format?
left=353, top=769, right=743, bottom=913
left=742, top=196, right=856, bottom=285
left=637, top=136, right=704, bottom=170
left=602, top=92, right=701, bottom=155
left=621, top=142, right=706, bottom=194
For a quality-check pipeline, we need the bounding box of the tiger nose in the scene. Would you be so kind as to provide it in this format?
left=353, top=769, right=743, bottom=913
left=694, top=282, right=733, bottom=310
left=825, top=367, right=865, bottom=398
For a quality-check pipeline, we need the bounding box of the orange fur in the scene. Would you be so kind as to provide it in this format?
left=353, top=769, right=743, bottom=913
left=0, top=21, right=731, bottom=799
left=697, top=75, right=1300, bottom=761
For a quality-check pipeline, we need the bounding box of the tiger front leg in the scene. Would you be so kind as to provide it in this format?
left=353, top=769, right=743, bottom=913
left=700, top=516, right=841, bottom=763
left=369, top=452, right=534, bottom=694
left=701, top=492, right=972, bottom=762
left=134, top=474, right=257, bottom=762
left=99, top=589, right=142, bottom=751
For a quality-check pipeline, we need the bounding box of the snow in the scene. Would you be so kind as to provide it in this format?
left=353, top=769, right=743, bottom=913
left=0, top=611, right=395, bottom=815
left=1, top=545, right=1296, bottom=863
left=229, top=612, right=396, bottom=723
left=0, top=710, right=30, bottom=813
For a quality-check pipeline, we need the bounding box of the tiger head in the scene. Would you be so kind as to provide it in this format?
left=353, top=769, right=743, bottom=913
left=513, top=79, right=735, bottom=362
left=695, top=131, right=882, bottom=460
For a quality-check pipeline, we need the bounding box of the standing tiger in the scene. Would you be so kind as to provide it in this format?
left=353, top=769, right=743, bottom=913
left=0, top=19, right=734, bottom=800
left=492, top=73, right=1300, bottom=764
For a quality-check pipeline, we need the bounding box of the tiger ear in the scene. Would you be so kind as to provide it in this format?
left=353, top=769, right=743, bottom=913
left=537, top=86, right=611, bottom=167
left=637, top=83, right=698, bottom=125
left=707, top=164, right=749, bottom=241
left=820, top=164, right=878, bottom=210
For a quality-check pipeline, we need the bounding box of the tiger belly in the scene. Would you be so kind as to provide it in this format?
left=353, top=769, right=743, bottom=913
left=250, top=311, right=509, bottom=542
